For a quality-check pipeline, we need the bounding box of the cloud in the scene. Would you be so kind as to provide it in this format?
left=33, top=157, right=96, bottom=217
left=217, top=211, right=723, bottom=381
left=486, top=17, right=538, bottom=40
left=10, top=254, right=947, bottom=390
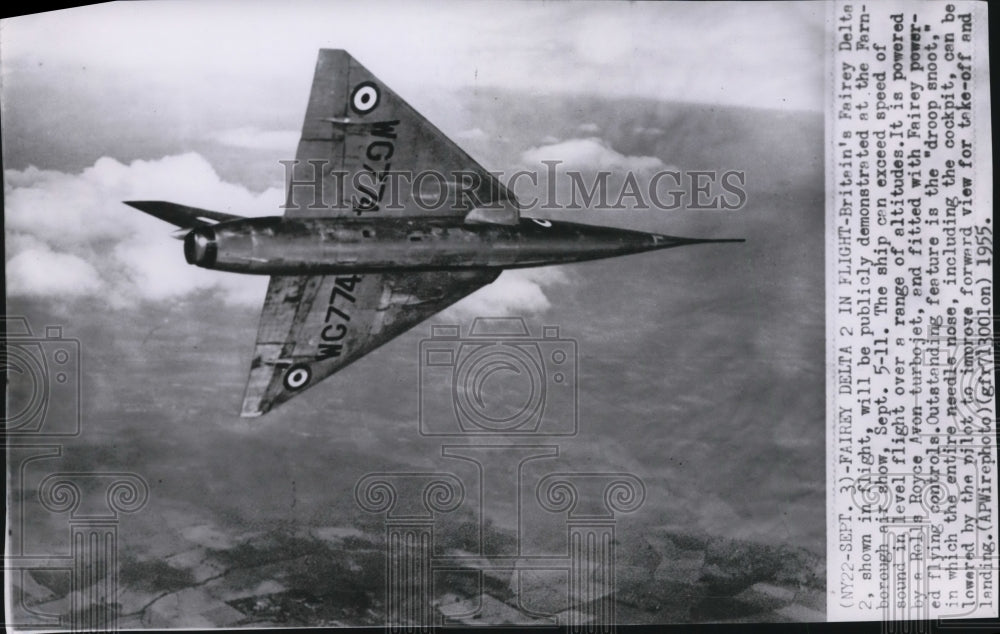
left=513, top=138, right=681, bottom=213
left=455, top=128, right=488, bottom=141
left=211, top=127, right=299, bottom=151
left=447, top=267, right=570, bottom=317
left=520, top=137, right=667, bottom=173
left=577, top=123, right=601, bottom=135
left=632, top=126, right=664, bottom=137
left=5, top=153, right=282, bottom=306
left=6, top=245, right=103, bottom=296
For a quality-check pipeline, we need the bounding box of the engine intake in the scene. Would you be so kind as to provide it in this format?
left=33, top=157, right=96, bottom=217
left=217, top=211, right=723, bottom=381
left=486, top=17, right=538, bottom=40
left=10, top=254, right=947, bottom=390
left=184, top=227, right=217, bottom=267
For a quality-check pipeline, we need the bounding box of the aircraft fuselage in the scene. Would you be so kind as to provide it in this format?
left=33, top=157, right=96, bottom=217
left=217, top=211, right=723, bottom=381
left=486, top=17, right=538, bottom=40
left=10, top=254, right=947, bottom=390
left=184, top=216, right=734, bottom=275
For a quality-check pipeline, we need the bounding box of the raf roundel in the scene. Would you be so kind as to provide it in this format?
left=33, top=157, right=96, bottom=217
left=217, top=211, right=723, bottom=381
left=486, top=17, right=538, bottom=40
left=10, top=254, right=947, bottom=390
left=283, top=365, right=311, bottom=391
left=350, top=82, right=380, bottom=115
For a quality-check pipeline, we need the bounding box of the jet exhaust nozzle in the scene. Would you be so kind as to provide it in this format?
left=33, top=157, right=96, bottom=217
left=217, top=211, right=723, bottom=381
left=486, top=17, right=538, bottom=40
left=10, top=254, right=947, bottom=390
left=184, top=227, right=217, bottom=267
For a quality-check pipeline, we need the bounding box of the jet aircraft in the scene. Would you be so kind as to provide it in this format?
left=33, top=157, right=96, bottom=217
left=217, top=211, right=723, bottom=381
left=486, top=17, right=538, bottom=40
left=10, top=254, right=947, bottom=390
left=126, top=50, right=743, bottom=417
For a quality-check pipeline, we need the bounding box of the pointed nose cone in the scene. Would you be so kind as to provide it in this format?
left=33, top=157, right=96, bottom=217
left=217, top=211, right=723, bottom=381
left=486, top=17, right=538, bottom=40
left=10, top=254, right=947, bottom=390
left=622, top=230, right=746, bottom=256
left=563, top=223, right=745, bottom=264
left=648, top=234, right=746, bottom=250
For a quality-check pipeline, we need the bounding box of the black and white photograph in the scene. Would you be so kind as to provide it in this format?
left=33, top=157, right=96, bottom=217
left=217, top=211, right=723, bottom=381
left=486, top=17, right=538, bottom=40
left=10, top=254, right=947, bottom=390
left=3, top=1, right=993, bottom=630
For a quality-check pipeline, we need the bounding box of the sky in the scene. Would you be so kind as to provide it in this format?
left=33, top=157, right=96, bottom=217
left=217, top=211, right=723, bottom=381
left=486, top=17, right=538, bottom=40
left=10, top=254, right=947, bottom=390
left=2, top=2, right=825, bottom=108
left=3, top=2, right=828, bottom=613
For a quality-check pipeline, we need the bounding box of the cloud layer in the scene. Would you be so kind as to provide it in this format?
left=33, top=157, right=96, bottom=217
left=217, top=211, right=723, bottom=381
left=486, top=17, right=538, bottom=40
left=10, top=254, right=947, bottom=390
left=521, top=137, right=666, bottom=173
left=448, top=266, right=570, bottom=318
left=6, top=153, right=281, bottom=306
left=6, top=242, right=103, bottom=296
